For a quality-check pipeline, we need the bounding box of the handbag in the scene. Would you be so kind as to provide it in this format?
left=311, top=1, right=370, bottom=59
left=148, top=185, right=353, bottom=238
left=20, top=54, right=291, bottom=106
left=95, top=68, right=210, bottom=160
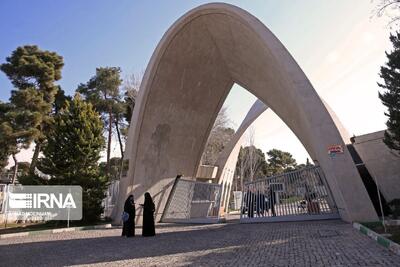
left=121, top=211, right=129, bottom=222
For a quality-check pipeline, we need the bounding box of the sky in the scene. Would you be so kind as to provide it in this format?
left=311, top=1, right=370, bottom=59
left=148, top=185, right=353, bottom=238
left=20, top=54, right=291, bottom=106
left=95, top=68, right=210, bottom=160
left=0, top=0, right=394, bottom=165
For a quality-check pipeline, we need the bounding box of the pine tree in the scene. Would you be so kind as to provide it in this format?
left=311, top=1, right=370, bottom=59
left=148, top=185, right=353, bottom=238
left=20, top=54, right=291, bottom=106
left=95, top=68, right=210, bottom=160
left=378, top=32, right=400, bottom=154
left=0, top=102, right=11, bottom=170
left=0, top=101, right=40, bottom=182
left=77, top=67, right=123, bottom=174
left=0, top=45, right=64, bottom=173
left=35, top=94, right=107, bottom=222
left=53, top=86, right=71, bottom=114
left=266, top=149, right=298, bottom=175
left=121, top=73, right=141, bottom=141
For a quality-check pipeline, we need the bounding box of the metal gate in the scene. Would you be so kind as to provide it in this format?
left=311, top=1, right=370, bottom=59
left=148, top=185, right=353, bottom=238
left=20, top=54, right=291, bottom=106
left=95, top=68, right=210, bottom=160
left=0, top=184, right=7, bottom=214
left=102, top=180, right=119, bottom=218
left=162, top=178, right=222, bottom=223
left=240, top=166, right=339, bottom=223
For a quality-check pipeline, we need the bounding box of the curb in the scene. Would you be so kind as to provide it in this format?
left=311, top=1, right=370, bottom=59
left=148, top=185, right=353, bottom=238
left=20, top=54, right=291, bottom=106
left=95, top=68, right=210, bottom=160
left=353, top=222, right=400, bottom=255
left=0, top=223, right=113, bottom=239
left=385, top=219, right=400, bottom=226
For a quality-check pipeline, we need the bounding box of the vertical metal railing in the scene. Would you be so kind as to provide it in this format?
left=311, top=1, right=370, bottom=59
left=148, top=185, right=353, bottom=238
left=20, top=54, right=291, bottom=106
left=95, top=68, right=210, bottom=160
left=0, top=184, right=7, bottom=214
left=101, top=180, right=119, bottom=218
left=240, top=166, right=339, bottom=222
left=162, top=178, right=222, bottom=223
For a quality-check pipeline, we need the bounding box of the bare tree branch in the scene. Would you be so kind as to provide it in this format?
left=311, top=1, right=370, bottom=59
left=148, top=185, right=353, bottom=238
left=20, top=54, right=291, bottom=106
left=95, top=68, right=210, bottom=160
left=373, top=0, right=400, bottom=25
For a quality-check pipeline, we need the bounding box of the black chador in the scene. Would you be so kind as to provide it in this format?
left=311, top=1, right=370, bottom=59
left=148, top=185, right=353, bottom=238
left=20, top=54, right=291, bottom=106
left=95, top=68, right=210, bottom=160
left=142, top=192, right=156, bottom=237
left=122, top=195, right=136, bottom=237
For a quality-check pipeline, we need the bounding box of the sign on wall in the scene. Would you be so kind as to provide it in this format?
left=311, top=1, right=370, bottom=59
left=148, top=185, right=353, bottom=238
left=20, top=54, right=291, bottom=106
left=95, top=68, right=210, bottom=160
left=328, top=145, right=344, bottom=157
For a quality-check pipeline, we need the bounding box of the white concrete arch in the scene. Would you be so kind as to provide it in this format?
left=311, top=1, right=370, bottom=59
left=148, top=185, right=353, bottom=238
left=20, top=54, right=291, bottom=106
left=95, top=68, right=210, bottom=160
left=213, top=98, right=351, bottom=215
left=214, top=99, right=268, bottom=214
left=116, top=3, right=377, bottom=223
left=215, top=99, right=268, bottom=185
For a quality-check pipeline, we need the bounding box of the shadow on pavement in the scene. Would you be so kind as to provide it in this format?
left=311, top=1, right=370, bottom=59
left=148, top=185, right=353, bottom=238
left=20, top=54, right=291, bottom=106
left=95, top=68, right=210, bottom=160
left=1, top=220, right=399, bottom=267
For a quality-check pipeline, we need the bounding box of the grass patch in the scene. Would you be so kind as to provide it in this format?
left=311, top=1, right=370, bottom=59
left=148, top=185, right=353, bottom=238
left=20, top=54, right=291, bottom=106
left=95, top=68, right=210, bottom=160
left=0, top=219, right=110, bottom=235
left=361, top=221, right=400, bottom=244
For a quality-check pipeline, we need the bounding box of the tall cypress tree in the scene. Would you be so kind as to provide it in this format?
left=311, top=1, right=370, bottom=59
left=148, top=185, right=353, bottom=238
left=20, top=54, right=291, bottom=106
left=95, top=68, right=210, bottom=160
left=378, top=32, right=400, bottom=153
left=34, top=94, right=107, bottom=222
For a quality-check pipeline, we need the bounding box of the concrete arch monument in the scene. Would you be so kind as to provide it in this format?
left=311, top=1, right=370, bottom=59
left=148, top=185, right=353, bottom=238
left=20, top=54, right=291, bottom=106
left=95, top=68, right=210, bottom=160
left=212, top=98, right=350, bottom=215
left=115, top=3, right=377, bottom=224
left=214, top=99, right=268, bottom=213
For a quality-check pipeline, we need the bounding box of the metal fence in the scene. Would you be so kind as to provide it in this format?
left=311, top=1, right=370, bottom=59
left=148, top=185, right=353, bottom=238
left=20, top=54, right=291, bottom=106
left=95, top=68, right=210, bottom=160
left=0, top=173, right=22, bottom=184
left=240, top=166, right=339, bottom=222
left=0, top=184, right=7, bottom=214
left=102, top=180, right=119, bottom=218
left=162, top=178, right=222, bottom=223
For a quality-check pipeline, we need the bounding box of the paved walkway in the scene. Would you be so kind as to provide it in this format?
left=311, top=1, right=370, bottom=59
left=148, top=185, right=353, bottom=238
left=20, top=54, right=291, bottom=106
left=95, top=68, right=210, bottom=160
left=1, top=220, right=399, bottom=266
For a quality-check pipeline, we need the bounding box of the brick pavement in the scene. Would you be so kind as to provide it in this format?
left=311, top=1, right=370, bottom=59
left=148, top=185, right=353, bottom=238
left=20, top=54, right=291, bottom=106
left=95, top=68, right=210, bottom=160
left=0, top=220, right=399, bottom=266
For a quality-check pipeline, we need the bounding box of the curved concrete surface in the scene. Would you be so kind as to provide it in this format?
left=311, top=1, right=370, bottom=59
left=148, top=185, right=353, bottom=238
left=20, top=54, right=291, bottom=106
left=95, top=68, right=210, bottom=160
left=115, top=3, right=377, bottom=224
left=214, top=99, right=268, bottom=213
left=213, top=98, right=350, bottom=214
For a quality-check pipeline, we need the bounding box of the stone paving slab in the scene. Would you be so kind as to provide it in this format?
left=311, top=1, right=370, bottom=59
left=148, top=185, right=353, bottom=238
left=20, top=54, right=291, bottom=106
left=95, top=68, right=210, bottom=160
left=0, top=220, right=399, bottom=266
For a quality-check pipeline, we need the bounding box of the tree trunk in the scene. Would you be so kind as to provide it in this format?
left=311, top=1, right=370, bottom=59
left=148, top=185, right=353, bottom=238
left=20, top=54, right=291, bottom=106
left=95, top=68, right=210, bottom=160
left=29, top=142, right=41, bottom=174
left=12, top=154, right=18, bottom=184
left=107, top=108, right=113, bottom=175
left=240, top=158, right=245, bottom=191
left=235, top=175, right=237, bottom=192
left=249, top=147, right=255, bottom=182
left=114, top=117, right=124, bottom=158
left=240, top=164, right=244, bottom=192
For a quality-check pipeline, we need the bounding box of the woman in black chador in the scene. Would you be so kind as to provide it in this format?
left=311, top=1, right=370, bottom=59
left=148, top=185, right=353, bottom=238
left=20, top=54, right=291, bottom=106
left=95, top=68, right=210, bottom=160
left=122, top=195, right=135, bottom=237
left=141, top=192, right=156, bottom=237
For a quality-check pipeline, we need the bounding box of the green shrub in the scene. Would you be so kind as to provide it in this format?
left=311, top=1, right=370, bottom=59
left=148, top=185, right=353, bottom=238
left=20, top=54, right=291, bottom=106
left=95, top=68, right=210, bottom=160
left=388, top=199, right=400, bottom=219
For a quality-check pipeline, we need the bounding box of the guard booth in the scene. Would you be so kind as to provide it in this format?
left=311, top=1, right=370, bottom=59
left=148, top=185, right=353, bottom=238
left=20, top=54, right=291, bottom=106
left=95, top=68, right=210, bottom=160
left=240, top=166, right=340, bottom=223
